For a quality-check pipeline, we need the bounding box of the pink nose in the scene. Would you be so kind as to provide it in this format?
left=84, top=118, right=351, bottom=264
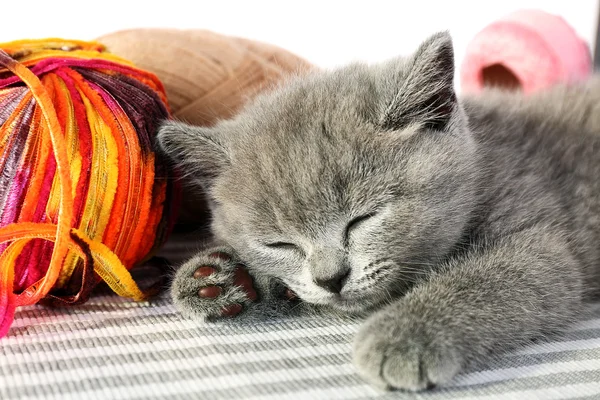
left=314, top=270, right=349, bottom=294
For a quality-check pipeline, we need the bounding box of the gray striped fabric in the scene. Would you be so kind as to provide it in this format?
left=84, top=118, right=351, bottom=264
left=2, top=233, right=600, bottom=400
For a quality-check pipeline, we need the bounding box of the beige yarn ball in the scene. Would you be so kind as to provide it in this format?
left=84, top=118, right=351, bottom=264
left=97, top=28, right=312, bottom=126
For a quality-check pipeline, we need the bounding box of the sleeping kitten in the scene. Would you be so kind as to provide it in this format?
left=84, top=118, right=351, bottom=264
left=156, top=32, right=600, bottom=391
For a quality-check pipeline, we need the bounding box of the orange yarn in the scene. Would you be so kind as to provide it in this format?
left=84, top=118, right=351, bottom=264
left=0, top=39, right=179, bottom=337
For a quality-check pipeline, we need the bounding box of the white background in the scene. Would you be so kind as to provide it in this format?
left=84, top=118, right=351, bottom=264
left=2, top=0, right=599, bottom=72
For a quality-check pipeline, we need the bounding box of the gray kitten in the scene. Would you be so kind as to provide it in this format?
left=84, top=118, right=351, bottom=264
left=156, top=32, right=600, bottom=391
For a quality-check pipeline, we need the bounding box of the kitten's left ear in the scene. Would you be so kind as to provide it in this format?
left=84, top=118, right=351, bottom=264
left=156, top=120, right=231, bottom=191
left=380, top=31, right=457, bottom=131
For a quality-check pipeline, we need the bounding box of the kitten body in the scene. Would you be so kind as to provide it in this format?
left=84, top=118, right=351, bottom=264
left=158, top=33, right=600, bottom=390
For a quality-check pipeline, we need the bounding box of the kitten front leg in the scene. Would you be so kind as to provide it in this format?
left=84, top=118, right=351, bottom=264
left=353, top=227, right=584, bottom=391
left=171, top=243, right=286, bottom=320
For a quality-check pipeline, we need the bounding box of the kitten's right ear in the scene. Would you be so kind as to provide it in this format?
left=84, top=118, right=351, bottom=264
left=156, top=120, right=230, bottom=190
left=379, top=31, right=457, bottom=132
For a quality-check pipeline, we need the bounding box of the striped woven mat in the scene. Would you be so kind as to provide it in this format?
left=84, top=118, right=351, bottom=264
left=2, top=232, right=600, bottom=400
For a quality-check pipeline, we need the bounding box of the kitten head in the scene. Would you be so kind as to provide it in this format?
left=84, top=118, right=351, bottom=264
left=158, top=32, right=478, bottom=313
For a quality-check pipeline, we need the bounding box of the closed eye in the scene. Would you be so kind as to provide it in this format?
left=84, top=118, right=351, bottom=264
left=345, top=213, right=376, bottom=242
left=266, top=241, right=303, bottom=253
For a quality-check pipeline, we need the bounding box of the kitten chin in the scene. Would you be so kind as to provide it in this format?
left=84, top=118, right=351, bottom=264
left=301, top=284, right=411, bottom=314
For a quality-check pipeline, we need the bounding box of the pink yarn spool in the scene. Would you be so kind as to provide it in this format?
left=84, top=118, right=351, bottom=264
left=461, top=9, right=592, bottom=94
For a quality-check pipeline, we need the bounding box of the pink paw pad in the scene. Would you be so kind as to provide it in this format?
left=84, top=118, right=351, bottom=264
left=233, top=265, right=258, bottom=301
left=198, top=286, right=222, bottom=298
left=193, top=266, right=217, bottom=278
left=221, top=303, right=243, bottom=317
left=284, top=288, right=298, bottom=300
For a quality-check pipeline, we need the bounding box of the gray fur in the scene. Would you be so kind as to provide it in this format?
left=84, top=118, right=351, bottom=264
left=157, top=31, right=600, bottom=391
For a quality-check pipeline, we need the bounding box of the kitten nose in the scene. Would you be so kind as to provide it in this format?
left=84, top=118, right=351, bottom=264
left=314, top=270, right=349, bottom=294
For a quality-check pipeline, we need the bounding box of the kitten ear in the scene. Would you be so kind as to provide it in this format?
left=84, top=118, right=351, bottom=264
left=380, top=31, right=457, bottom=131
left=156, top=120, right=230, bottom=190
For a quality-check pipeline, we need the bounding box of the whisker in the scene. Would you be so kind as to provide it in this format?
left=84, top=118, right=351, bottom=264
left=396, top=268, right=431, bottom=275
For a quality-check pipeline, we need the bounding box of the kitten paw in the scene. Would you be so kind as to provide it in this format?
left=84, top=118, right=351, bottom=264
left=171, top=248, right=258, bottom=320
left=353, top=313, right=462, bottom=391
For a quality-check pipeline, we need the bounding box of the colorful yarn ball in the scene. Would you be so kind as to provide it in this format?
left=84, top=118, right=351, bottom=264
left=0, top=39, right=179, bottom=337
left=461, top=9, right=592, bottom=94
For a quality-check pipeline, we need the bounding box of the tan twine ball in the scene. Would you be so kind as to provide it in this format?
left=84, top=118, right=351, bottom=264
left=97, top=28, right=312, bottom=127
